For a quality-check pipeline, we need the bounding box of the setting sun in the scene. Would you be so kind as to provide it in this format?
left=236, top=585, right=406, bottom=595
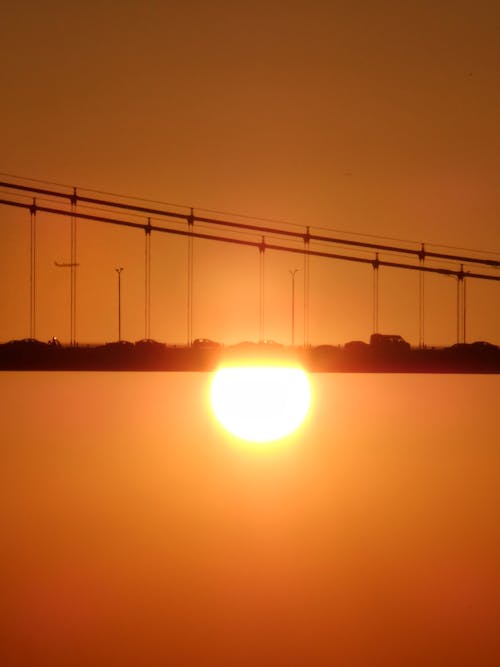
left=210, top=366, right=311, bottom=443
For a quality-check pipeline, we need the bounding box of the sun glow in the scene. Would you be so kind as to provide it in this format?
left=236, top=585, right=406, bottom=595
left=210, top=366, right=311, bottom=443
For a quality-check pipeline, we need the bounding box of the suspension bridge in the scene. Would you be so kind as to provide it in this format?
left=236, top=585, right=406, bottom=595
left=0, top=176, right=499, bottom=352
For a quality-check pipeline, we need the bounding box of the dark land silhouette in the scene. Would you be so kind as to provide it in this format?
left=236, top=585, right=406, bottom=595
left=1, top=335, right=499, bottom=373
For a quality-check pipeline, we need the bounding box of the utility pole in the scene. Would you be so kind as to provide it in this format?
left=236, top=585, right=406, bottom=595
left=116, top=267, right=123, bottom=341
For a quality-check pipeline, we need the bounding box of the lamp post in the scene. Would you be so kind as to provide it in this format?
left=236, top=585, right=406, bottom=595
left=115, top=267, right=123, bottom=341
left=289, top=268, right=299, bottom=346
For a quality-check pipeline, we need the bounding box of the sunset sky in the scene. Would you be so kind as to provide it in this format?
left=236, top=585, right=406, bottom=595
left=1, top=0, right=499, bottom=345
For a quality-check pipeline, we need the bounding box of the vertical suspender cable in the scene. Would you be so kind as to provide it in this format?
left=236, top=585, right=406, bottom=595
left=187, top=209, right=194, bottom=346
left=419, top=244, right=425, bottom=348
left=70, top=188, right=77, bottom=346
left=372, top=254, right=379, bottom=335
left=456, top=265, right=465, bottom=345
left=29, top=199, right=37, bottom=339
left=145, top=219, right=151, bottom=340
left=259, top=237, right=265, bottom=341
left=145, top=227, right=148, bottom=339
left=463, top=274, right=467, bottom=344
left=71, top=192, right=74, bottom=345
left=303, top=227, right=310, bottom=347
left=33, top=203, right=37, bottom=339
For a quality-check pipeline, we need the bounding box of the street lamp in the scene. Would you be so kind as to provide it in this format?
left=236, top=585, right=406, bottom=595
left=115, top=267, right=124, bottom=341
left=289, top=268, right=299, bottom=346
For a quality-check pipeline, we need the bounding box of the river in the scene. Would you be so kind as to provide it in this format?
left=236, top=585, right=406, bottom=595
left=1, top=372, right=499, bottom=666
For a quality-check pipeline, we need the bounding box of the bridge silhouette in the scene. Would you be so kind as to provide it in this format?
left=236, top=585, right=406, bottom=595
left=1, top=175, right=499, bottom=351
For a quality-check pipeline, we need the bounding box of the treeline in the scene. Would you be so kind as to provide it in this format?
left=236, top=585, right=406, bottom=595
left=1, top=338, right=499, bottom=373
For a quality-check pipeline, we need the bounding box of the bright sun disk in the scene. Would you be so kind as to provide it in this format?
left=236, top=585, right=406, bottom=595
left=210, top=366, right=311, bottom=443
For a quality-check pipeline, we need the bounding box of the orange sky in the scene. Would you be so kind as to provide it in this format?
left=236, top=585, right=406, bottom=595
left=0, top=0, right=499, bottom=345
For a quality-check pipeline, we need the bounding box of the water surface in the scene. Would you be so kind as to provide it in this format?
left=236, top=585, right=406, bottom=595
left=1, top=372, right=499, bottom=666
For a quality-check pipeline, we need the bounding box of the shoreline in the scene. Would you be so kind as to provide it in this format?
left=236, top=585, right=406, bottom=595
left=1, top=340, right=499, bottom=373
